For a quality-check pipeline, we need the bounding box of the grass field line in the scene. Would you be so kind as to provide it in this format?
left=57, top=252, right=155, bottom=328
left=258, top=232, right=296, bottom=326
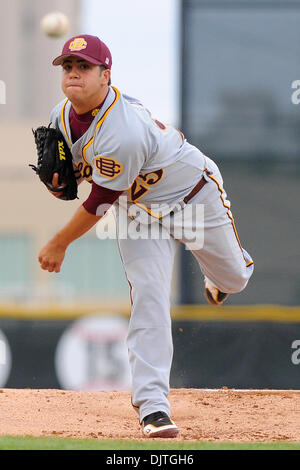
left=1, top=435, right=300, bottom=450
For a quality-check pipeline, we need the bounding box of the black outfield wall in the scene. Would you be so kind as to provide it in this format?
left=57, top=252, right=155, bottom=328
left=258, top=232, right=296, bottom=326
left=0, top=308, right=300, bottom=390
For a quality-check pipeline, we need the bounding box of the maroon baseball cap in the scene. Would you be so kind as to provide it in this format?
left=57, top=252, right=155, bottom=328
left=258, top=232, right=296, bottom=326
left=52, top=34, right=112, bottom=69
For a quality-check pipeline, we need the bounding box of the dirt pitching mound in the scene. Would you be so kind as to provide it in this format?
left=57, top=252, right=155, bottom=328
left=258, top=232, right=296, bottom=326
left=0, top=388, right=300, bottom=442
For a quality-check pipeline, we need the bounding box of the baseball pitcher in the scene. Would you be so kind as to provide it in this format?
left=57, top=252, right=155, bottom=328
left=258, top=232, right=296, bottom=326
left=31, top=35, right=254, bottom=438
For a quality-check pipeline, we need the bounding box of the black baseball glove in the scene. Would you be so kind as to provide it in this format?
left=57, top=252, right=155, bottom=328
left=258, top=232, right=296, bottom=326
left=30, top=125, right=78, bottom=200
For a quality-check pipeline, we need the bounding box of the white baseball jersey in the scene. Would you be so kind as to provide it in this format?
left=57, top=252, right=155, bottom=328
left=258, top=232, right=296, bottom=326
left=50, top=86, right=207, bottom=215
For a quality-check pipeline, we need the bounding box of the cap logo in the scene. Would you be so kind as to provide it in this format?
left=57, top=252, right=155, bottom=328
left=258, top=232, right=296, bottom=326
left=69, top=38, right=88, bottom=51
left=105, top=57, right=109, bottom=65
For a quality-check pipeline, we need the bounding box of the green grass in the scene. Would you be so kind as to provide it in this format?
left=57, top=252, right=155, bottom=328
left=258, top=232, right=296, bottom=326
left=0, top=436, right=300, bottom=450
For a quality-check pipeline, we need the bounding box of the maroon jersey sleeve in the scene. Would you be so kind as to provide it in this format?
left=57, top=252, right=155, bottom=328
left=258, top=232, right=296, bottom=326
left=83, top=181, right=123, bottom=216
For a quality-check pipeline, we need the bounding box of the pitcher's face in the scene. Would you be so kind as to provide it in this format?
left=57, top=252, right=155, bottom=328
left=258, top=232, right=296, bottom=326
left=61, top=57, right=109, bottom=106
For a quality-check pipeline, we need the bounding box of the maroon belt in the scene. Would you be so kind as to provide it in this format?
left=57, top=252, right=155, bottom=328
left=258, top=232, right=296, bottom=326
left=183, top=176, right=207, bottom=204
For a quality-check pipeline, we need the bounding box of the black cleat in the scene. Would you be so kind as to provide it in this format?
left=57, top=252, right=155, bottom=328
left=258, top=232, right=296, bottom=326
left=204, top=281, right=229, bottom=306
left=141, top=411, right=179, bottom=438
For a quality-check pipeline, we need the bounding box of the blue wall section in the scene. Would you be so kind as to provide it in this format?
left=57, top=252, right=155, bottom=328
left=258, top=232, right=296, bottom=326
left=0, top=234, right=33, bottom=286
left=54, top=237, right=129, bottom=299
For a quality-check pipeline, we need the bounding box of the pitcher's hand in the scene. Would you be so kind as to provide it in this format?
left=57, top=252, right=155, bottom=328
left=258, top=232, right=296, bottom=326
left=38, top=239, right=66, bottom=273
left=48, top=172, right=65, bottom=198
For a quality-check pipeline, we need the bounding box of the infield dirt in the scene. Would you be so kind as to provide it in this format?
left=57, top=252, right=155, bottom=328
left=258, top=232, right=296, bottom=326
left=0, top=388, right=300, bottom=442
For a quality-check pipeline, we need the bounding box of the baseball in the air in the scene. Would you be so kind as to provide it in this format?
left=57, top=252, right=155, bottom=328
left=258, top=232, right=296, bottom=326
left=40, top=11, right=69, bottom=38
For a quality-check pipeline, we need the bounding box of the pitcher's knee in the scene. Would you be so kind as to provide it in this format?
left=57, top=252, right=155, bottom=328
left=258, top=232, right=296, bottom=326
left=230, top=276, right=249, bottom=294
left=225, top=267, right=251, bottom=294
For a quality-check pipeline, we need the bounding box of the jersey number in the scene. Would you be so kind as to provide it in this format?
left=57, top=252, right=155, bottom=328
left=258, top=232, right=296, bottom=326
left=130, top=170, right=164, bottom=202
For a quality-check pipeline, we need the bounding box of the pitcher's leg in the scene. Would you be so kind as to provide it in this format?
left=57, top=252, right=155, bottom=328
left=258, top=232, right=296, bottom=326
left=192, top=222, right=254, bottom=295
left=117, top=224, right=177, bottom=422
left=178, top=159, right=253, bottom=301
left=194, top=168, right=254, bottom=295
